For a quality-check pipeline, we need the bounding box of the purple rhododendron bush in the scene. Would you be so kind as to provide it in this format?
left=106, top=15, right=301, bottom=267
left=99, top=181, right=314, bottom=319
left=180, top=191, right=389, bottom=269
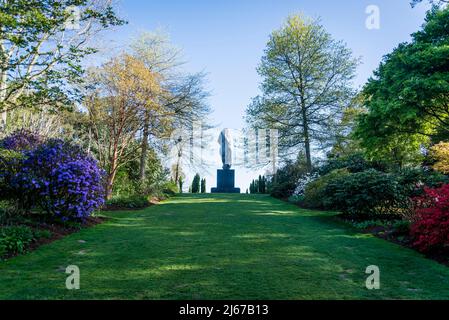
left=0, top=130, right=105, bottom=221
left=0, top=129, right=43, bottom=151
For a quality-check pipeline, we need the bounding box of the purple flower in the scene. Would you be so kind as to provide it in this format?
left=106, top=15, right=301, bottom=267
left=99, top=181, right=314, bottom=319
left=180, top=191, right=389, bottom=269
left=2, top=136, right=105, bottom=221
left=1, top=130, right=43, bottom=151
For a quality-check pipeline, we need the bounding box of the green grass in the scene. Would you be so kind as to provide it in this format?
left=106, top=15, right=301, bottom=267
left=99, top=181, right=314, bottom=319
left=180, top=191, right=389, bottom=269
left=1, top=194, right=449, bottom=299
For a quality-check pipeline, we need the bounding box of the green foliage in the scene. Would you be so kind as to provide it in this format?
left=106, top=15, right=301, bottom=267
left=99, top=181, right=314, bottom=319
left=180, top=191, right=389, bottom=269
left=0, top=148, right=24, bottom=203
left=0, top=0, right=125, bottom=115
left=270, top=160, right=309, bottom=198
left=109, top=147, right=174, bottom=202
left=259, top=175, right=267, bottom=194
left=249, top=175, right=268, bottom=194
left=112, top=168, right=138, bottom=197
left=161, top=181, right=179, bottom=197
left=179, top=176, right=184, bottom=194
left=139, top=149, right=171, bottom=195
left=105, top=195, right=150, bottom=209
left=429, top=142, right=449, bottom=174
left=0, top=202, right=8, bottom=225
left=200, top=178, right=206, bottom=193
left=350, top=219, right=392, bottom=230
left=392, top=220, right=411, bottom=235
left=323, top=169, right=408, bottom=218
left=327, top=101, right=365, bottom=158
left=356, top=6, right=449, bottom=166
left=303, top=169, right=350, bottom=208
left=112, top=147, right=169, bottom=198
left=288, top=194, right=305, bottom=204
left=395, top=167, right=448, bottom=198
left=349, top=219, right=410, bottom=234
left=34, top=229, right=52, bottom=240
left=62, top=220, right=82, bottom=230
left=356, top=113, right=427, bottom=168
left=191, top=174, right=201, bottom=193
left=246, top=14, right=358, bottom=170
left=249, top=179, right=257, bottom=194
left=0, top=226, right=35, bottom=257
left=318, top=153, right=377, bottom=175
left=312, top=159, right=447, bottom=217
left=350, top=219, right=410, bottom=236
left=0, top=201, right=27, bottom=225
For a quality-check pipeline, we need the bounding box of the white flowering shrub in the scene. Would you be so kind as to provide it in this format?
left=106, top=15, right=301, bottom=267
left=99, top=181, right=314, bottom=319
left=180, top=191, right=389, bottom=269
left=293, top=172, right=319, bottom=196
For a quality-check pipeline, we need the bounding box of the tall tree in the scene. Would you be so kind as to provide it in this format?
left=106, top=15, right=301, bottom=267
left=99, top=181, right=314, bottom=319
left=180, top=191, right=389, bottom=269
left=191, top=173, right=200, bottom=194
left=85, top=54, right=162, bottom=199
left=200, top=178, right=206, bottom=193
left=355, top=7, right=449, bottom=166
left=130, top=32, right=210, bottom=184
left=327, top=95, right=365, bottom=158
left=0, top=0, right=125, bottom=126
left=178, top=176, right=184, bottom=193
left=130, top=31, right=179, bottom=183
left=249, top=181, right=253, bottom=194
left=260, top=176, right=267, bottom=194
left=246, top=15, right=358, bottom=172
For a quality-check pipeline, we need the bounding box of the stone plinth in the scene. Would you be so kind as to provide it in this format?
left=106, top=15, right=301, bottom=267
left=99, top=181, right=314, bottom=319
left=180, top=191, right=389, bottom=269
left=211, top=168, right=240, bottom=193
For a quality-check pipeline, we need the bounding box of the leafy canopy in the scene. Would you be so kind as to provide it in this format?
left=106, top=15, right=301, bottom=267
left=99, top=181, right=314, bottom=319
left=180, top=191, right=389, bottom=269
left=355, top=7, right=449, bottom=166
left=246, top=14, right=358, bottom=171
left=0, top=0, right=125, bottom=116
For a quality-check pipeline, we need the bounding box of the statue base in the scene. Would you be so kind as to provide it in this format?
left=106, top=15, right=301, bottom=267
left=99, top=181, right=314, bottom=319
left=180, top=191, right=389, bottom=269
left=211, top=168, right=240, bottom=193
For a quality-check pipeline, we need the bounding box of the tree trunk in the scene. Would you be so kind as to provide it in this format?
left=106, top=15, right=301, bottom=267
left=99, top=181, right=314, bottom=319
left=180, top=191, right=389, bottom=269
left=0, top=69, right=7, bottom=127
left=87, top=127, right=92, bottom=155
left=301, top=105, right=312, bottom=172
left=106, top=172, right=116, bottom=200
left=174, top=160, right=180, bottom=184
left=106, top=147, right=119, bottom=200
left=173, top=143, right=183, bottom=184
left=139, top=112, right=150, bottom=182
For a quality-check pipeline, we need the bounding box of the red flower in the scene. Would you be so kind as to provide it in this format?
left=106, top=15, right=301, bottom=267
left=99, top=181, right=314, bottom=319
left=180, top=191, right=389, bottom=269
left=411, top=184, right=449, bottom=253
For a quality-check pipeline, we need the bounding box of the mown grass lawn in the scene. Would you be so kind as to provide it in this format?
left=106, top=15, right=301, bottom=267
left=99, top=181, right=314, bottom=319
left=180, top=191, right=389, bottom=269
left=1, top=194, right=449, bottom=299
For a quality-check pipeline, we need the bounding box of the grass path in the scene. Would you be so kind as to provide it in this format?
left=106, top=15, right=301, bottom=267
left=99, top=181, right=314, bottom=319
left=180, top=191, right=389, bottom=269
left=1, top=194, right=449, bottom=299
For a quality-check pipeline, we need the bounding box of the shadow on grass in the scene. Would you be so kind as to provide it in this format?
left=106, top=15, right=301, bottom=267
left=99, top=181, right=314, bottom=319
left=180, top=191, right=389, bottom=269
left=1, top=194, right=449, bottom=299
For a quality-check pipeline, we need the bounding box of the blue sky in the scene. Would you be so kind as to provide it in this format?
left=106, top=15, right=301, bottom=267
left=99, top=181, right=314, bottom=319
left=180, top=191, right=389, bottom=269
left=99, top=0, right=431, bottom=191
